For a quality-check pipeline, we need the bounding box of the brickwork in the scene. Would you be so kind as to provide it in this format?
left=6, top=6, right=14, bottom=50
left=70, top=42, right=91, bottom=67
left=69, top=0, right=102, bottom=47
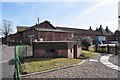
left=57, top=49, right=68, bottom=58
left=33, top=41, right=81, bottom=58
left=34, top=49, right=68, bottom=58
left=34, top=49, right=46, bottom=57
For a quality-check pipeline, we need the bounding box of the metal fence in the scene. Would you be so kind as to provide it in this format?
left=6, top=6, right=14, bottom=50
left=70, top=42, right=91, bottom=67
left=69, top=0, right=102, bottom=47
left=95, top=44, right=120, bottom=54
left=18, top=46, right=32, bottom=59
left=14, top=45, right=32, bottom=80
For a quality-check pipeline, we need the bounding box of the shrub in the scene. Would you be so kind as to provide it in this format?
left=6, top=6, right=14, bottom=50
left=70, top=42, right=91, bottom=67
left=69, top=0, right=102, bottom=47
left=81, top=37, right=93, bottom=50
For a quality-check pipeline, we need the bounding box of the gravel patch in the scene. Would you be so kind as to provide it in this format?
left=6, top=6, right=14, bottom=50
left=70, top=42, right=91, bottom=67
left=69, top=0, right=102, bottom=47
left=21, top=54, right=120, bottom=78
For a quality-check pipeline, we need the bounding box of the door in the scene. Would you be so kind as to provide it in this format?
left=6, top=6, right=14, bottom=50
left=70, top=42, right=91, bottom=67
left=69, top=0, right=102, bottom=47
left=73, top=45, right=77, bottom=58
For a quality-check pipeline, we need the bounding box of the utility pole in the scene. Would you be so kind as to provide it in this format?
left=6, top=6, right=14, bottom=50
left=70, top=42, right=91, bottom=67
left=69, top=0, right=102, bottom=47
left=38, top=17, right=39, bottom=24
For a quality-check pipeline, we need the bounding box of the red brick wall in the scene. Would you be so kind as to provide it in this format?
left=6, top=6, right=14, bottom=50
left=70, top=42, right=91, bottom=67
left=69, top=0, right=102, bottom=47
left=57, top=49, right=68, bottom=57
left=34, top=49, right=68, bottom=58
left=34, top=49, right=47, bottom=58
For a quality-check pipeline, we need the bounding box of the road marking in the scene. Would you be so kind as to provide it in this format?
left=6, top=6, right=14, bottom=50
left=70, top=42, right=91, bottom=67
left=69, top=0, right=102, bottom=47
left=0, top=58, right=14, bottom=64
left=100, top=55, right=120, bottom=71
left=88, top=59, right=98, bottom=62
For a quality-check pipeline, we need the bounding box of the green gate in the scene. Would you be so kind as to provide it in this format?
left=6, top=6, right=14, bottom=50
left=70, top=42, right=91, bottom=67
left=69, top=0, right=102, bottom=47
left=14, top=45, right=28, bottom=80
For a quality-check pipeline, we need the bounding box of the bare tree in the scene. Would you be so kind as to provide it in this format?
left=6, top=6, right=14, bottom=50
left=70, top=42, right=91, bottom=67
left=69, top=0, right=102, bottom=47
left=0, top=19, right=13, bottom=43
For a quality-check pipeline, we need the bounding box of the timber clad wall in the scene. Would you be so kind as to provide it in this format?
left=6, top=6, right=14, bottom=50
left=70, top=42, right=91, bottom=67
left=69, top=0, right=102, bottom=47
left=22, top=28, right=38, bottom=44
left=38, top=32, right=71, bottom=41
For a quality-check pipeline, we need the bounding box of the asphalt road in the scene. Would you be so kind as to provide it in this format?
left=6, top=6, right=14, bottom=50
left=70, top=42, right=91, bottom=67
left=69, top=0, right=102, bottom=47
left=1, top=45, right=15, bottom=79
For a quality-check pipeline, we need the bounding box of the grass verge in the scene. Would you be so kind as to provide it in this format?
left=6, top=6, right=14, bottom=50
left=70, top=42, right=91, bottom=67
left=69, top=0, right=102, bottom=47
left=20, top=58, right=82, bottom=74
left=81, top=50, right=99, bottom=58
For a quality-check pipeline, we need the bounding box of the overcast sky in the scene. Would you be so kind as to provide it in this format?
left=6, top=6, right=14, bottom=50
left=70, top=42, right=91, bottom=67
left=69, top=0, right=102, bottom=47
left=1, top=0, right=119, bottom=37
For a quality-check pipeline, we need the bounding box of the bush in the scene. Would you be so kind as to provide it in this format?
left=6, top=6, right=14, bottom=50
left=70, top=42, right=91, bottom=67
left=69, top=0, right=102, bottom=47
left=81, top=37, right=93, bottom=50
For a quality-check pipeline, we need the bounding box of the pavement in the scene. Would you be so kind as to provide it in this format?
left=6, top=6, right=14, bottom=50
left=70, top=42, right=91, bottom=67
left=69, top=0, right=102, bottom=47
left=21, top=54, right=120, bottom=78
left=108, top=54, right=120, bottom=67
left=0, top=45, right=15, bottom=80
left=100, top=54, right=120, bottom=71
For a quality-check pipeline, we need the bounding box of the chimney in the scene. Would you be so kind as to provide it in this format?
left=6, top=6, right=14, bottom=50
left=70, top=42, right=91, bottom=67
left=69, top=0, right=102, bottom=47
left=89, top=26, right=92, bottom=30
left=106, top=26, right=108, bottom=29
left=100, top=24, right=102, bottom=29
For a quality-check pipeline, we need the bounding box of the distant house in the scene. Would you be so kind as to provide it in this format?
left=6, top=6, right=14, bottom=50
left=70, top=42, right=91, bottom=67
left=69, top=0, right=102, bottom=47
left=96, top=25, right=114, bottom=41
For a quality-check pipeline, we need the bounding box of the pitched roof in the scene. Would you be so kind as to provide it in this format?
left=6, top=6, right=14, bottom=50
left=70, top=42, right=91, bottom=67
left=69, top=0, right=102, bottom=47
left=96, top=25, right=113, bottom=35
left=96, top=28, right=108, bottom=35
left=56, top=27, right=102, bottom=35
left=105, top=26, right=113, bottom=35
left=31, top=20, right=56, bottom=29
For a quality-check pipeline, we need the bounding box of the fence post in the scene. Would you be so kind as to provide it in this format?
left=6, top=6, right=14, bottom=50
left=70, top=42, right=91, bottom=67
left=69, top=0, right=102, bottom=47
left=32, top=42, right=35, bottom=57
left=115, top=45, right=117, bottom=55
left=14, top=46, right=20, bottom=80
left=26, top=46, right=27, bottom=58
left=95, top=44, right=98, bottom=52
left=107, top=45, right=110, bottom=54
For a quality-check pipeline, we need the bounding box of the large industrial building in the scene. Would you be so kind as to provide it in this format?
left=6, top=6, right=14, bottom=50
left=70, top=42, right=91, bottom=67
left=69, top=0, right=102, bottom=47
left=4, top=20, right=115, bottom=45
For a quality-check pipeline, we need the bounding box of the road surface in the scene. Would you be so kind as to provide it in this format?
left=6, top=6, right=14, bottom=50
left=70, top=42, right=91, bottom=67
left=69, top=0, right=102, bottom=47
left=1, top=45, right=15, bottom=79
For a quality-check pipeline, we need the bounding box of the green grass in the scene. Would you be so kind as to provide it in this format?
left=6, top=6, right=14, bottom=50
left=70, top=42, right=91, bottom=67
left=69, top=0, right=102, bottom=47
left=81, top=50, right=99, bottom=58
left=88, top=46, right=95, bottom=52
left=20, top=58, right=82, bottom=74
left=20, top=50, right=99, bottom=74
